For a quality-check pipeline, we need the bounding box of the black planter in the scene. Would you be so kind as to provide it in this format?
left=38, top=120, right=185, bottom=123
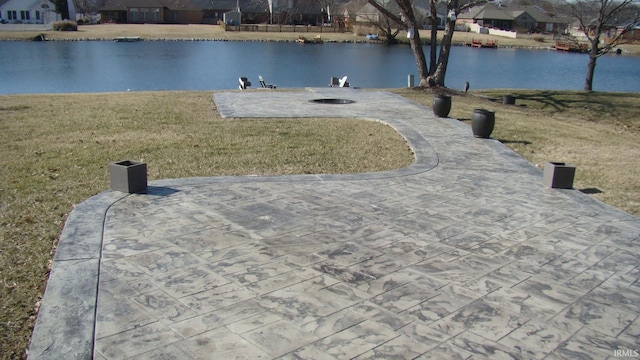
left=503, top=94, right=516, bottom=105
left=432, top=94, right=452, bottom=117
left=109, top=160, right=147, bottom=193
left=471, top=109, right=495, bottom=138
left=543, top=162, right=576, bottom=189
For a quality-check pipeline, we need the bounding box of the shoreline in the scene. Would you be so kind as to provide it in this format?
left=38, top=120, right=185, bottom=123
left=0, top=23, right=633, bottom=48
left=0, top=31, right=571, bottom=55
left=0, top=35, right=557, bottom=50
left=8, top=35, right=640, bottom=58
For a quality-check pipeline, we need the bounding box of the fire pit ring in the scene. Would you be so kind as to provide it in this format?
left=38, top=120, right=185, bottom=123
left=309, top=98, right=355, bottom=105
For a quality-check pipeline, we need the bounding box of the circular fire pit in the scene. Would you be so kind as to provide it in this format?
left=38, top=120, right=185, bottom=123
left=310, top=98, right=355, bottom=104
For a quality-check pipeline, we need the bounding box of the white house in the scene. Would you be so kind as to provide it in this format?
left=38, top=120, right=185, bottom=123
left=0, top=0, right=76, bottom=24
left=0, top=0, right=58, bottom=24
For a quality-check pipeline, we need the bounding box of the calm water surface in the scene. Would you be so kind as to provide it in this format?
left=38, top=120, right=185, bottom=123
left=1, top=41, right=639, bottom=94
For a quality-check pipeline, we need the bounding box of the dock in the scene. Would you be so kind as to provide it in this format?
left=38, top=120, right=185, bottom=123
left=114, top=36, right=141, bottom=42
left=296, top=35, right=323, bottom=44
left=469, top=39, right=497, bottom=48
left=555, top=41, right=588, bottom=52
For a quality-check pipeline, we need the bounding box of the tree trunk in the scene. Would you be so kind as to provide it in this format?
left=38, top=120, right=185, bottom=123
left=366, top=0, right=465, bottom=88
left=584, top=55, right=596, bottom=91
left=429, top=0, right=438, bottom=75
left=584, top=38, right=599, bottom=91
left=384, top=20, right=397, bottom=45
left=427, top=19, right=455, bottom=87
left=394, top=0, right=429, bottom=86
left=410, top=30, right=431, bottom=87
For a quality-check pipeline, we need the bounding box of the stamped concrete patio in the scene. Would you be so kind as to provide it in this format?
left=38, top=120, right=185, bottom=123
left=29, top=88, right=640, bottom=359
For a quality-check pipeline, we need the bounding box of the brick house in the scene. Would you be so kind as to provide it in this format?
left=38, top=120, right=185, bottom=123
left=99, top=0, right=326, bottom=25
left=457, top=3, right=567, bottom=34
left=99, top=0, right=237, bottom=24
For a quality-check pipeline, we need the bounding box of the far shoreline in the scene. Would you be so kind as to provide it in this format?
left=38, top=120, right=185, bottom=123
left=0, top=35, right=561, bottom=52
left=1, top=23, right=638, bottom=55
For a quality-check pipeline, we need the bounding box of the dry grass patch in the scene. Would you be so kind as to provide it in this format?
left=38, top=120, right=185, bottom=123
left=0, top=23, right=361, bottom=42
left=0, top=91, right=413, bottom=359
left=2, top=24, right=539, bottom=46
left=393, top=88, right=640, bottom=216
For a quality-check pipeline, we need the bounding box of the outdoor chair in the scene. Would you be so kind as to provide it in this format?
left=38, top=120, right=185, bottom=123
left=339, top=76, right=350, bottom=88
left=259, top=75, right=276, bottom=89
left=239, top=77, right=251, bottom=90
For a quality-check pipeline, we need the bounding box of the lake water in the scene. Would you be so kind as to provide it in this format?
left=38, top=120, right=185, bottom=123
left=1, top=40, right=639, bottom=94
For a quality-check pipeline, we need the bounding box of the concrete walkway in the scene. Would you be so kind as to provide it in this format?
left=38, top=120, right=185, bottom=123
left=29, top=88, right=640, bottom=359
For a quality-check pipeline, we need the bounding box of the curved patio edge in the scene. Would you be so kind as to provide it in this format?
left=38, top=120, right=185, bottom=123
left=27, top=89, right=640, bottom=359
left=27, top=89, right=440, bottom=359
left=27, top=191, right=127, bottom=359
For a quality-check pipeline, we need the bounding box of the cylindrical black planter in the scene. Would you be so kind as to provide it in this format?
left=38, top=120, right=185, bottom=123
left=432, top=94, right=452, bottom=117
left=471, top=109, right=495, bottom=138
left=503, top=94, right=516, bottom=105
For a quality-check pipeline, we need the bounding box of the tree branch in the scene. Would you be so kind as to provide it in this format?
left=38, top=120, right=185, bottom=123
left=366, top=0, right=407, bottom=28
left=459, top=0, right=491, bottom=14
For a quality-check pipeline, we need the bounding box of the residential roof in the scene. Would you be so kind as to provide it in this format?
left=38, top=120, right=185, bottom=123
left=355, top=1, right=401, bottom=16
left=353, top=0, right=445, bottom=19
left=293, top=1, right=323, bottom=14
left=508, top=5, right=555, bottom=23
left=461, top=3, right=513, bottom=21
left=0, top=0, right=55, bottom=10
left=459, top=3, right=566, bottom=24
left=606, top=17, right=640, bottom=29
left=404, top=0, right=445, bottom=18
left=241, top=0, right=268, bottom=13
left=622, top=20, right=640, bottom=29
left=100, top=0, right=237, bottom=11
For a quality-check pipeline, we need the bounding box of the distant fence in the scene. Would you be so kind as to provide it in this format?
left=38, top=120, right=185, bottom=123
left=468, top=24, right=518, bottom=39
left=224, top=24, right=347, bottom=33
left=488, top=28, right=517, bottom=39
left=0, top=23, right=52, bottom=31
left=518, top=33, right=556, bottom=41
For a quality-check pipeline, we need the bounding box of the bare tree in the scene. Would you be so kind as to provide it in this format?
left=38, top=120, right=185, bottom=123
left=245, top=0, right=330, bottom=25
left=566, top=0, right=639, bottom=90
left=368, top=0, right=487, bottom=87
left=54, top=0, right=70, bottom=19
left=74, top=0, right=95, bottom=21
left=318, top=0, right=344, bottom=23
left=261, top=0, right=321, bottom=25
left=358, top=3, right=402, bottom=44
left=377, top=16, right=402, bottom=44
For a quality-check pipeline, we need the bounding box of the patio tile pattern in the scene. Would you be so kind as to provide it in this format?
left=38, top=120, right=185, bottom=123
left=29, top=88, right=640, bottom=359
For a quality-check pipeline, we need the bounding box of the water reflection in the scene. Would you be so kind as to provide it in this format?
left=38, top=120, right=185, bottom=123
left=0, top=41, right=638, bottom=94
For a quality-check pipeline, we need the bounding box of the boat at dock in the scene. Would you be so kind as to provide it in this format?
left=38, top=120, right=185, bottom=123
left=296, top=35, right=323, bottom=44
left=555, top=41, right=588, bottom=52
left=468, top=39, right=497, bottom=48
left=114, top=36, right=141, bottom=42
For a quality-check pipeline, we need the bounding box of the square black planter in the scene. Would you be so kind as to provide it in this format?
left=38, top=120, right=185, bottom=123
left=543, top=162, right=575, bottom=189
left=109, top=160, right=147, bottom=193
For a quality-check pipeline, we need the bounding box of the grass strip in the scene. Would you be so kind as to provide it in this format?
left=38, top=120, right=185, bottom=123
left=393, top=88, right=640, bottom=216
